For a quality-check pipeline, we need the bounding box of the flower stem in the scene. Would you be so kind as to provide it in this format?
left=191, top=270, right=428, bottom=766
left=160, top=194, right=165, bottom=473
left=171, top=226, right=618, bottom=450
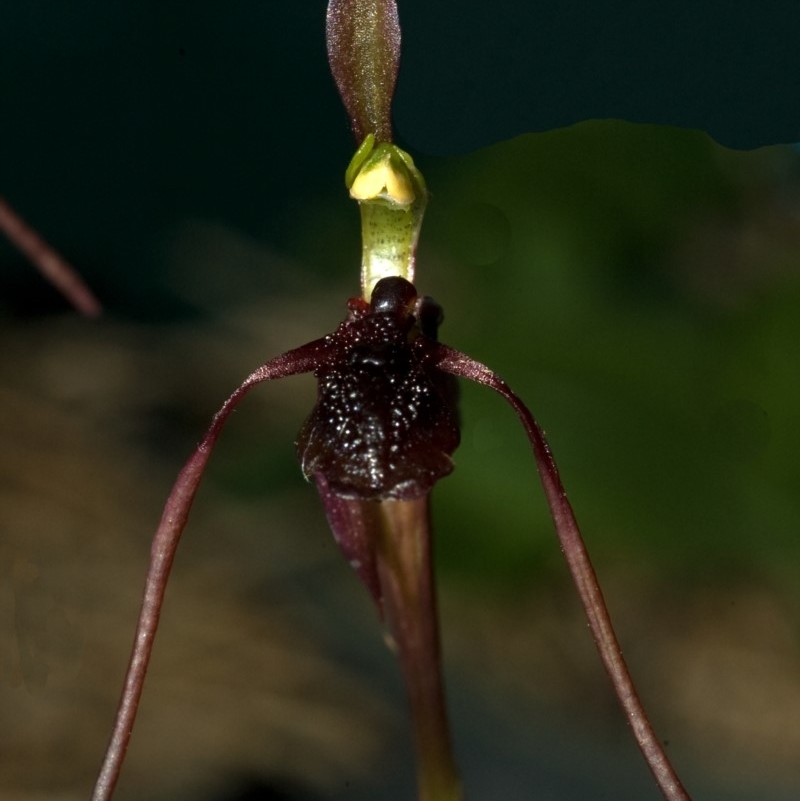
left=372, top=498, right=463, bottom=801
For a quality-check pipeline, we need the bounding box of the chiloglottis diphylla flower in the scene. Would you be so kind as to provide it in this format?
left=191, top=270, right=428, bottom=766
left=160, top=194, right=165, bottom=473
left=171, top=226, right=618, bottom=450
left=90, top=269, right=693, bottom=801
left=92, top=2, right=694, bottom=800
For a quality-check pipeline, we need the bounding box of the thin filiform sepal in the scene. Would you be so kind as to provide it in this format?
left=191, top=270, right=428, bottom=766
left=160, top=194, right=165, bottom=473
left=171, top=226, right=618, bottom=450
left=0, top=195, right=102, bottom=317
left=433, top=344, right=693, bottom=801
left=91, top=339, right=327, bottom=801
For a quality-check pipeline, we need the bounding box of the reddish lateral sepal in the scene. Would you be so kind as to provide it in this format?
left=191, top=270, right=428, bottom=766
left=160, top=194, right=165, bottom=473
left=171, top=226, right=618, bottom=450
left=91, top=339, right=327, bottom=801
left=433, top=344, right=693, bottom=801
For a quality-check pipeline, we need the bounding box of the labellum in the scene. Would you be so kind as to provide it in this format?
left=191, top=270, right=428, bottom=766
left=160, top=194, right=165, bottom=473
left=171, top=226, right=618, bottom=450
left=297, top=278, right=459, bottom=503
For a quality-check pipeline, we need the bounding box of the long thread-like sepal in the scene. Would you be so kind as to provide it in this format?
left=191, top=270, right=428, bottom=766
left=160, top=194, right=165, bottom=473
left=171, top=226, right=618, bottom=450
left=434, top=344, right=693, bottom=801
left=91, top=339, right=327, bottom=801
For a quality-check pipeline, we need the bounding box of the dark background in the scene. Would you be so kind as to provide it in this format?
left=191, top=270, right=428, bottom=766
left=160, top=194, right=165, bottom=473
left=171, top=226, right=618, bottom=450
left=3, top=1, right=800, bottom=312
left=395, top=1, right=800, bottom=153
left=3, top=3, right=800, bottom=801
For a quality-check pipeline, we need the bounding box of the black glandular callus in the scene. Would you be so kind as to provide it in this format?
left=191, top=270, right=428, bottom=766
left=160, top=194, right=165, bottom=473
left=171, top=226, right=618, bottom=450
left=297, top=276, right=460, bottom=501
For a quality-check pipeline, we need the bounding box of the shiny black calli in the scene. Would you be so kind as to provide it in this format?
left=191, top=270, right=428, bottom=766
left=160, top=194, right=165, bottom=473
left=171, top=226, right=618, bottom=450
left=297, top=276, right=459, bottom=501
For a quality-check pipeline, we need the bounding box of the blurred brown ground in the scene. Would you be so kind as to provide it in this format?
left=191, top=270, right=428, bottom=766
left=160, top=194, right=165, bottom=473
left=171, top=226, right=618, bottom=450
left=2, top=281, right=800, bottom=801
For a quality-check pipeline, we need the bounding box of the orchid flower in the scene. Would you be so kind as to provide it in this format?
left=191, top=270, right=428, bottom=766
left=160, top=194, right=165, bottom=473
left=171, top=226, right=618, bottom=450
left=92, top=2, right=693, bottom=800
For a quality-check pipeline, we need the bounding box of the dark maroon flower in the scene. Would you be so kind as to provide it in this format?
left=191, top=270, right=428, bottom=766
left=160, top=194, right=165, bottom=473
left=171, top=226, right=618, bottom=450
left=91, top=3, right=694, bottom=800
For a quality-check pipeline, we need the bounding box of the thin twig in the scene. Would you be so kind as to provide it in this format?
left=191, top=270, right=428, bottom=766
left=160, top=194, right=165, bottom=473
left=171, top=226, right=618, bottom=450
left=0, top=195, right=102, bottom=316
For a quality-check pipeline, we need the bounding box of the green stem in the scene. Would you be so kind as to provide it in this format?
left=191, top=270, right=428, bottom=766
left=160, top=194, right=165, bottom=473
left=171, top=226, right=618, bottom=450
left=359, top=197, right=425, bottom=299
left=344, top=136, right=428, bottom=300
left=372, top=498, right=463, bottom=801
